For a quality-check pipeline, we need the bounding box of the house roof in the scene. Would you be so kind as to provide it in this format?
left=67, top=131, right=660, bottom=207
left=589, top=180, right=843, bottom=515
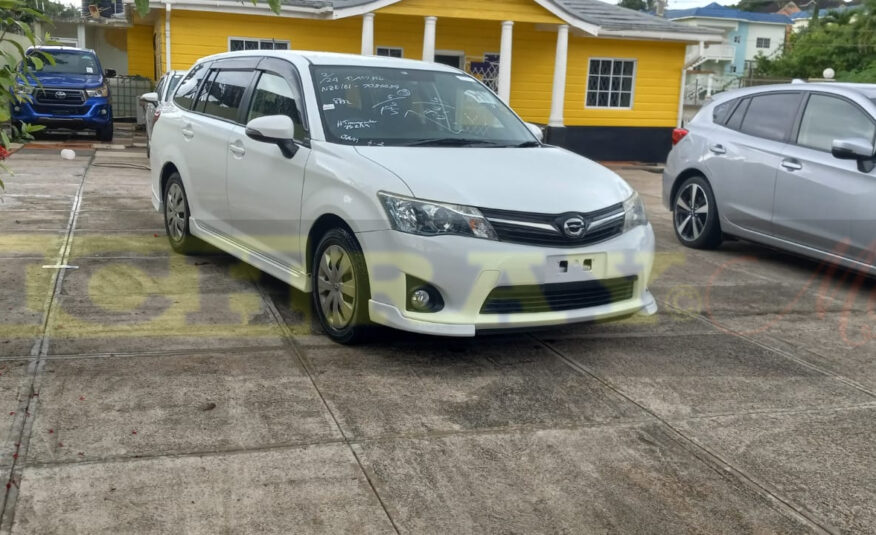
left=138, top=0, right=722, bottom=42
left=665, top=2, right=792, bottom=24
left=789, top=3, right=862, bottom=20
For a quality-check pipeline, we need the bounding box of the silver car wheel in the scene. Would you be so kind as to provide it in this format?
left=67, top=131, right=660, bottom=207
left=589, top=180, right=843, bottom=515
left=675, top=183, right=709, bottom=241
left=317, top=245, right=357, bottom=329
left=165, top=183, right=187, bottom=243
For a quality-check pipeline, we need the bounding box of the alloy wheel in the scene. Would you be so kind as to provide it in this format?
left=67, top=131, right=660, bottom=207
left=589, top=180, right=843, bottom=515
left=317, top=245, right=357, bottom=329
left=675, top=183, right=709, bottom=241
left=165, top=183, right=187, bottom=243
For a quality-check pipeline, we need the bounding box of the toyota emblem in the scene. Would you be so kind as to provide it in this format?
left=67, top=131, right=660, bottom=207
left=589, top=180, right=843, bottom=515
left=562, top=216, right=587, bottom=238
left=54, top=91, right=67, bottom=99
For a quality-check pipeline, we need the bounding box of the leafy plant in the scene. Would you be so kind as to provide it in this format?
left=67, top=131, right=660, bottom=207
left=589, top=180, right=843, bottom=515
left=0, top=0, right=54, bottom=189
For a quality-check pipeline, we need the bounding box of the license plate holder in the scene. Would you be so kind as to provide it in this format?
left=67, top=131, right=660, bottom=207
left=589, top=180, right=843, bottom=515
left=545, top=253, right=606, bottom=282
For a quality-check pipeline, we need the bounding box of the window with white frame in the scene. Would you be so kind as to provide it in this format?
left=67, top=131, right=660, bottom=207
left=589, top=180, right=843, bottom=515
left=376, top=47, right=403, bottom=58
left=586, top=58, right=635, bottom=109
left=756, top=37, right=770, bottom=49
left=229, top=38, right=290, bottom=51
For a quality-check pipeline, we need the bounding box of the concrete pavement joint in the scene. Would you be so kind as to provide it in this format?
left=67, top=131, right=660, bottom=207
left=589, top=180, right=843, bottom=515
left=35, top=344, right=290, bottom=360
left=532, top=333, right=837, bottom=535
left=257, top=284, right=402, bottom=535
left=662, top=300, right=876, bottom=400
left=0, top=153, right=94, bottom=532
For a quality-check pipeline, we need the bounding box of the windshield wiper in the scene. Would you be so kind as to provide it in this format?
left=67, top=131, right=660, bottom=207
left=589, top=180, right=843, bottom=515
left=513, top=141, right=541, bottom=148
left=401, top=138, right=503, bottom=147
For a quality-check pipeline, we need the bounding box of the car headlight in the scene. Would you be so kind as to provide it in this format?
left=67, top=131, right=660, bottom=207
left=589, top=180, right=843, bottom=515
left=86, top=85, right=109, bottom=97
left=378, top=192, right=497, bottom=240
left=14, top=83, right=33, bottom=95
left=623, top=191, right=648, bottom=232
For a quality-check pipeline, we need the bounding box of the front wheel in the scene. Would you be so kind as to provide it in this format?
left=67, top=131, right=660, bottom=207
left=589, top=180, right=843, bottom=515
left=673, top=175, right=722, bottom=249
left=96, top=122, right=113, bottom=142
left=311, top=228, right=371, bottom=344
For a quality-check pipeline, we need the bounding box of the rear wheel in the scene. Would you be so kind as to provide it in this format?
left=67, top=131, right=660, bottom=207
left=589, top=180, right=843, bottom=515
left=163, top=174, right=199, bottom=254
left=673, top=175, right=722, bottom=249
left=311, top=228, right=371, bottom=344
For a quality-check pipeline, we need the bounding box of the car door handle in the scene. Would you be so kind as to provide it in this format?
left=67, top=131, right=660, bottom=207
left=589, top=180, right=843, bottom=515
left=181, top=122, right=194, bottom=139
left=781, top=159, right=803, bottom=171
left=708, top=144, right=726, bottom=155
left=229, top=141, right=246, bottom=158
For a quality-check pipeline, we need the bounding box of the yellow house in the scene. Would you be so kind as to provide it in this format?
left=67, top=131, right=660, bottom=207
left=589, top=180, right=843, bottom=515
left=125, top=0, right=720, bottom=161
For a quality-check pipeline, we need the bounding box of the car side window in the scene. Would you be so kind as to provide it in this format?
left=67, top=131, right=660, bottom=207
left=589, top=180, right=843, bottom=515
left=739, top=93, right=802, bottom=142
left=155, top=77, right=166, bottom=100
left=174, top=64, right=209, bottom=110
left=724, top=98, right=749, bottom=131
left=797, top=94, right=876, bottom=153
left=247, top=71, right=306, bottom=138
left=199, top=70, right=253, bottom=122
left=712, top=100, right=735, bottom=125
left=193, top=70, right=218, bottom=114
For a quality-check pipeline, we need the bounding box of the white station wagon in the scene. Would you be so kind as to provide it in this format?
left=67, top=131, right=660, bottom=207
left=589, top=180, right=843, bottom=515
left=150, top=51, right=656, bottom=343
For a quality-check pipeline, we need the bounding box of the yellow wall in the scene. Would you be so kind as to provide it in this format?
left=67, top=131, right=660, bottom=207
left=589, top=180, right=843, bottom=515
left=156, top=3, right=686, bottom=128
left=377, top=0, right=563, bottom=24
left=126, top=24, right=155, bottom=79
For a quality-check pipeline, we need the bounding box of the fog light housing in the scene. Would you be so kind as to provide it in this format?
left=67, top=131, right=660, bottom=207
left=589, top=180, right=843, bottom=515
left=99, top=109, right=107, bottom=115
left=13, top=106, right=20, bottom=112
left=406, top=275, right=444, bottom=313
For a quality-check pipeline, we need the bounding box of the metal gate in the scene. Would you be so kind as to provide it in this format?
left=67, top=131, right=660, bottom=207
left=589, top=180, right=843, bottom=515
left=109, top=75, right=154, bottom=120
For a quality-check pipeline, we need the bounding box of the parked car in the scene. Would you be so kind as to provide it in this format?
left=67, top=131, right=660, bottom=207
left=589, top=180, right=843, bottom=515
left=150, top=51, right=657, bottom=343
left=139, top=70, right=184, bottom=157
left=664, top=83, right=876, bottom=275
left=12, top=46, right=115, bottom=141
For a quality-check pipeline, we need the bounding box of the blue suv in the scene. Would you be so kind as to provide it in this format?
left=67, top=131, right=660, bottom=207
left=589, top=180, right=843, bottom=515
left=13, top=47, right=114, bottom=141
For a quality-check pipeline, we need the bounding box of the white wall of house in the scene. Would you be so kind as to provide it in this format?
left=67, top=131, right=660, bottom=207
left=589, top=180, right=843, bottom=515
left=744, top=22, right=786, bottom=60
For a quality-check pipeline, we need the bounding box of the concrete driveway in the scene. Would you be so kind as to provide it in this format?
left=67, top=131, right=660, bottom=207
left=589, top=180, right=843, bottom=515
left=0, top=145, right=874, bottom=534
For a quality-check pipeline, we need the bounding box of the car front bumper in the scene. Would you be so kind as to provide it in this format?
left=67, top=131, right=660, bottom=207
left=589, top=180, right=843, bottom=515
left=358, top=225, right=657, bottom=337
left=12, top=97, right=112, bottom=129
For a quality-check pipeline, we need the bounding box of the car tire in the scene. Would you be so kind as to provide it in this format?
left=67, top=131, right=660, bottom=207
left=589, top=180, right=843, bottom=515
left=311, top=228, right=371, bottom=345
left=96, top=123, right=113, bottom=142
left=163, top=173, right=200, bottom=255
left=672, top=175, right=723, bottom=249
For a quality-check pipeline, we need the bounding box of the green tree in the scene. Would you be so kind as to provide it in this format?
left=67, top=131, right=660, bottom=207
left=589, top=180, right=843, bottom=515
left=617, top=0, right=651, bottom=11
left=754, top=0, right=876, bottom=81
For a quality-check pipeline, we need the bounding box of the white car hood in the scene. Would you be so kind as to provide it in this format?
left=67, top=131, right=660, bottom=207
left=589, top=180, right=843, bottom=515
left=355, top=146, right=633, bottom=213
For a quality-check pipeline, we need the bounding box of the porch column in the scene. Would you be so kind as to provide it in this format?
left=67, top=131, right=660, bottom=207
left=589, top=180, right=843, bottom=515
left=76, top=23, right=86, bottom=49
left=422, top=16, right=437, bottom=62
left=361, top=13, right=375, bottom=56
left=548, top=24, right=569, bottom=127
left=498, top=21, right=513, bottom=103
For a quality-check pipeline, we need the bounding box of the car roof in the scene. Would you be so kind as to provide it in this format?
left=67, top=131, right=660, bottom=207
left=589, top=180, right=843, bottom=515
left=195, top=50, right=462, bottom=73
left=711, top=82, right=876, bottom=104
left=27, top=46, right=96, bottom=54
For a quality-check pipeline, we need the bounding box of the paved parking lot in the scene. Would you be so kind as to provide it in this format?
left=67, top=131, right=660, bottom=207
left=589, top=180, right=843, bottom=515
left=0, top=143, right=874, bottom=533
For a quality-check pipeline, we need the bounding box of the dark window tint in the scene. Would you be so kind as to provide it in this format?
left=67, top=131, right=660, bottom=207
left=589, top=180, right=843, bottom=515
left=248, top=72, right=305, bottom=137
left=739, top=93, right=802, bottom=141
left=200, top=70, right=253, bottom=122
left=712, top=100, right=735, bottom=125
left=155, top=77, right=167, bottom=100
left=725, top=98, right=749, bottom=130
left=797, top=94, right=876, bottom=152
left=174, top=64, right=209, bottom=110
left=193, top=70, right=218, bottom=113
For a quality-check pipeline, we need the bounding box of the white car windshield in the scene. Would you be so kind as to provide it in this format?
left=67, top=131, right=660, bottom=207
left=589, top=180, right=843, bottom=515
left=312, top=65, right=538, bottom=147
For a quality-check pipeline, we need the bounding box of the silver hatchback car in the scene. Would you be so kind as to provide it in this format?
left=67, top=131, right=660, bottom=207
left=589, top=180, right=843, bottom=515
left=663, top=82, right=876, bottom=275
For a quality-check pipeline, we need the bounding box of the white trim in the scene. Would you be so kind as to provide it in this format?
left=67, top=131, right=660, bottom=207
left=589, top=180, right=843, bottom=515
left=333, top=0, right=400, bottom=19
left=596, top=29, right=723, bottom=42
left=669, top=15, right=791, bottom=26
left=227, top=36, right=291, bottom=51
left=584, top=57, right=637, bottom=110
left=376, top=46, right=404, bottom=58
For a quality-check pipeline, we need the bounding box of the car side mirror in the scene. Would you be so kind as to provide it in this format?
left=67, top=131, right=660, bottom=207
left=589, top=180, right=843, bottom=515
left=105, top=68, right=116, bottom=78
left=832, top=137, right=876, bottom=173
left=139, top=92, right=159, bottom=105
left=525, top=122, right=544, bottom=142
left=246, top=114, right=299, bottom=159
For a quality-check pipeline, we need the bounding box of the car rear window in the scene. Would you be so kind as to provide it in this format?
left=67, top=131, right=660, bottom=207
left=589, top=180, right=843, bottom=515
left=724, top=98, right=749, bottom=131
left=739, top=93, right=802, bottom=142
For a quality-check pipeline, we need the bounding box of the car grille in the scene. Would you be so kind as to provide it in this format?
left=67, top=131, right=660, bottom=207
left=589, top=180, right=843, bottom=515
left=33, top=104, right=89, bottom=115
left=479, top=203, right=626, bottom=247
left=480, top=276, right=637, bottom=314
left=34, top=88, right=86, bottom=105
